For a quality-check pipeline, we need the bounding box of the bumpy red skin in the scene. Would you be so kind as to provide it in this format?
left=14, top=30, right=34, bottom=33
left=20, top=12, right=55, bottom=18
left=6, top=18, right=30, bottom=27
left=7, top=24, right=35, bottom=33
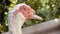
left=13, top=5, right=35, bottom=19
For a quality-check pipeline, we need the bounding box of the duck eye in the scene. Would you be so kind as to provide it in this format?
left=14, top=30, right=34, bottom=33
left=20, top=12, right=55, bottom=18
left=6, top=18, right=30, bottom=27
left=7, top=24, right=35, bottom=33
left=23, top=8, right=26, bottom=10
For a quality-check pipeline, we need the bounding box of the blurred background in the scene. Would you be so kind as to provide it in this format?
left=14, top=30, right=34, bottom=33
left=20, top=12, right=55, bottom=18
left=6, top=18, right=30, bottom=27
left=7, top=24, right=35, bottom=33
left=0, top=0, right=60, bottom=32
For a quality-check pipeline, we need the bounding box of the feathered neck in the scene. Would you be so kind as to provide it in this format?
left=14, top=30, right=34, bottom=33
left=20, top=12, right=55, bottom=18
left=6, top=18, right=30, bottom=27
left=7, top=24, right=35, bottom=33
left=8, top=13, right=26, bottom=34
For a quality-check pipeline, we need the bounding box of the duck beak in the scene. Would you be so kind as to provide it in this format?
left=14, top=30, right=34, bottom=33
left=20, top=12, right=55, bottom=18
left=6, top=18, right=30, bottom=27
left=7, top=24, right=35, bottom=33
left=31, top=15, right=43, bottom=20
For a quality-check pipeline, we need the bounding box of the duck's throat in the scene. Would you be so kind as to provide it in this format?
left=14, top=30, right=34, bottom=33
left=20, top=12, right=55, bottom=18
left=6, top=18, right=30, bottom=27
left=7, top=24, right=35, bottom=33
left=8, top=13, right=26, bottom=34
left=9, top=28, right=22, bottom=34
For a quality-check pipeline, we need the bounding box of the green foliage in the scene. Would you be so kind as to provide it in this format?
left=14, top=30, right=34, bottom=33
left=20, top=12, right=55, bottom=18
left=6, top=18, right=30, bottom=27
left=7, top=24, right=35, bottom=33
left=0, top=0, right=60, bottom=32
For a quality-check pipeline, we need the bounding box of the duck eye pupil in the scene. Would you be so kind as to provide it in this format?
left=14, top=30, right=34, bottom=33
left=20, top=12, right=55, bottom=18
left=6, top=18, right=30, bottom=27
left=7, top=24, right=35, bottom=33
left=23, top=8, right=26, bottom=10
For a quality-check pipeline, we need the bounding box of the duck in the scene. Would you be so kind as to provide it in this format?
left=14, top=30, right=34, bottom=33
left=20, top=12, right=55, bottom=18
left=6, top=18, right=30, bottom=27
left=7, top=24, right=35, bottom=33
left=2, top=4, right=43, bottom=34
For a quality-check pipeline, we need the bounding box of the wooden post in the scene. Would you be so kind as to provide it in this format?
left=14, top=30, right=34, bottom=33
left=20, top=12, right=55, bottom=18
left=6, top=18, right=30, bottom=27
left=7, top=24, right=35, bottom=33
left=22, top=18, right=60, bottom=34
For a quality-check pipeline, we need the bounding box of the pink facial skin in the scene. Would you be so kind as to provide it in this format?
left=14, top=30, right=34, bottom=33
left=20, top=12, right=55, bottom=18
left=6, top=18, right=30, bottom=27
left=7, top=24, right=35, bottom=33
left=13, top=5, right=35, bottom=19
